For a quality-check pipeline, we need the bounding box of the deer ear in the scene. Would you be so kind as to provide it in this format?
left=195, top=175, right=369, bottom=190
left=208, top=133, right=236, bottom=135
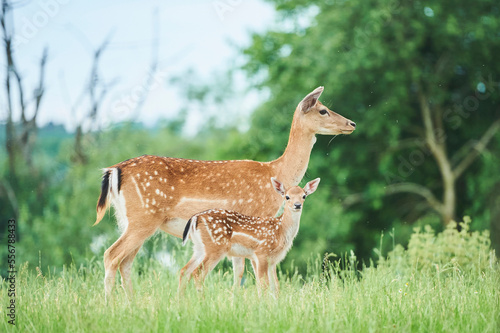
left=270, top=177, right=286, bottom=196
left=304, top=178, right=320, bottom=196
left=298, top=86, right=324, bottom=113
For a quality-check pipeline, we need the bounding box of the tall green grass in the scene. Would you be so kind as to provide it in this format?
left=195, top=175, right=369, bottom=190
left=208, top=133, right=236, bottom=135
left=2, top=220, right=499, bottom=332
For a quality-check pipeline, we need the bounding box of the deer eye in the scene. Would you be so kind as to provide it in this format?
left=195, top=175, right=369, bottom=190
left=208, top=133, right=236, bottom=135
left=285, top=195, right=290, bottom=200
left=303, top=195, right=306, bottom=199
left=319, top=109, right=328, bottom=115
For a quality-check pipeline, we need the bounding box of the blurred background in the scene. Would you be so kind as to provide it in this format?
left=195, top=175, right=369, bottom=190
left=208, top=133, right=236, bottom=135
left=1, top=0, right=499, bottom=274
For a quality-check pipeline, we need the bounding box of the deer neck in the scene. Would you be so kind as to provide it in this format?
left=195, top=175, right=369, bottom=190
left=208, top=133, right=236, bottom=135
left=280, top=207, right=302, bottom=245
left=272, top=114, right=317, bottom=187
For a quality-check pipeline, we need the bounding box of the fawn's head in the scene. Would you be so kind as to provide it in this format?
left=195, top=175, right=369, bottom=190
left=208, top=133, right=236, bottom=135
left=271, top=177, right=320, bottom=212
left=295, top=86, right=356, bottom=135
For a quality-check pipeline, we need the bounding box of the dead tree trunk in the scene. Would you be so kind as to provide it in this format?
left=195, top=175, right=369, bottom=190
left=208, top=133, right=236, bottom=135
left=1, top=0, right=47, bottom=176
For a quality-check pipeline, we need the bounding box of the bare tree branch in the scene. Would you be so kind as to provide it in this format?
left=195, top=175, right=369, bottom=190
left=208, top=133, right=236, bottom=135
left=88, top=36, right=111, bottom=123
left=418, top=87, right=456, bottom=223
left=12, top=67, right=26, bottom=122
left=341, top=192, right=364, bottom=207
left=32, top=47, right=48, bottom=122
left=0, top=178, right=19, bottom=220
left=1, top=0, right=16, bottom=175
left=384, top=182, right=444, bottom=213
left=382, top=137, right=426, bottom=154
left=342, top=182, right=443, bottom=215
left=453, top=117, right=500, bottom=179
left=418, top=89, right=444, bottom=160
left=72, top=33, right=118, bottom=164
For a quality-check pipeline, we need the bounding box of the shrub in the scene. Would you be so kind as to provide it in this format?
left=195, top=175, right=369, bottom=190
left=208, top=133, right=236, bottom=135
left=384, top=217, right=496, bottom=275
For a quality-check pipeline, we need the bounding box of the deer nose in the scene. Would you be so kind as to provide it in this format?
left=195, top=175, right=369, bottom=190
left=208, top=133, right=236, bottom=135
left=294, top=203, right=302, bottom=209
left=349, top=121, right=356, bottom=127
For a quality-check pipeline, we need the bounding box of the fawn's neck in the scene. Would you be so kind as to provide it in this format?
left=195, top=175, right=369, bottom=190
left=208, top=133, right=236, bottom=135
left=271, top=113, right=317, bottom=187
left=279, top=207, right=303, bottom=244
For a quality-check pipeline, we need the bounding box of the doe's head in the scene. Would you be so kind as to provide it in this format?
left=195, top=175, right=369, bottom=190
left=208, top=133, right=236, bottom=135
left=296, top=86, right=356, bottom=135
left=271, top=177, right=320, bottom=212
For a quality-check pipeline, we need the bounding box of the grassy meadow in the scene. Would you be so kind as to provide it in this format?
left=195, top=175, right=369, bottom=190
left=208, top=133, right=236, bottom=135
left=2, top=221, right=499, bottom=332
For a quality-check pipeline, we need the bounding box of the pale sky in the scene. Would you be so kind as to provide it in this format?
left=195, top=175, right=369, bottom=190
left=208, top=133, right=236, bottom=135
left=2, top=0, right=276, bottom=133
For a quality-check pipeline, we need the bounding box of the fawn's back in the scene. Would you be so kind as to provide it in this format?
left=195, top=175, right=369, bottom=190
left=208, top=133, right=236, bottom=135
left=186, top=209, right=287, bottom=259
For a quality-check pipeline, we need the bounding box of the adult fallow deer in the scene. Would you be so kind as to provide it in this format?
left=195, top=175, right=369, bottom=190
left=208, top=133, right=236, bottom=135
left=94, top=86, right=355, bottom=298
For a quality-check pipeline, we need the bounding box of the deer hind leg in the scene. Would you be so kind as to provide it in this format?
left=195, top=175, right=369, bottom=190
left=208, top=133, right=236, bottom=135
left=191, top=251, right=226, bottom=291
left=103, top=224, right=158, bottom=300
left=119, top=246, right=141, bottom=298
left=231, top=257, right=245, bottom=287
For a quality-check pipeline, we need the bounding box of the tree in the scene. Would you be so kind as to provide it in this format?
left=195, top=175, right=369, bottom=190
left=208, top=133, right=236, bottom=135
left=240, top=0, right=500, bottom=258
left=1, top=0, right=48, bottom=221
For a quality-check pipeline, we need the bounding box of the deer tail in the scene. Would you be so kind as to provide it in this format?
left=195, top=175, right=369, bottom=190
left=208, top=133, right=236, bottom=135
left=94, top=167, right=122, bottom=226
left=182, top=217, right=196, bottom=246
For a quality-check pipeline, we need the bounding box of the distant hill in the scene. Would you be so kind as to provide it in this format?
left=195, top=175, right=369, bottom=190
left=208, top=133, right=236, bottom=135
left=0, top=122, right=72, bottom=157
left=37, top=123, right=73, bottom=156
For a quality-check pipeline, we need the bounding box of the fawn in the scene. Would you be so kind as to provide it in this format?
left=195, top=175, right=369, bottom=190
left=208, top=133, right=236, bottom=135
left=179, top=177, right=320, bottom=295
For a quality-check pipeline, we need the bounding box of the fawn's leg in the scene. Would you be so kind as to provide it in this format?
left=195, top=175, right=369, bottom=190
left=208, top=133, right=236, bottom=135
left=232, top=257, right=245, bottom=287
left=179, top=239, right=206, bottom=291
left=256, top=258, right=269, bottom=296
left=267, top=264, right=280, bottom=296
left=192, top=253, right=225, bottom=290
left=179, top=254, right=204, bottom=291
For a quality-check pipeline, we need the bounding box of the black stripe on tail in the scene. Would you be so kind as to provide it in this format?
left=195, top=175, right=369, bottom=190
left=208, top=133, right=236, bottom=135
left=97, top=170, right=111, bottom=210
left=182, top=218, right=192, bottom=245
left=116, top=167, right=122, bottom=192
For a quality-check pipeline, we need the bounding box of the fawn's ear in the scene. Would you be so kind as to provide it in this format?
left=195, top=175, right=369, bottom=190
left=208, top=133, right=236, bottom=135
left=298, top=86, right=324, bottom=113
left=270, top=177, right=286, bottom=196
left=304, top=178, right=320, bottom=196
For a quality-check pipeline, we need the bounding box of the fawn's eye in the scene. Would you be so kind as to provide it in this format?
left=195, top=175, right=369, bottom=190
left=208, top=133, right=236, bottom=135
left=303, top=195, right=306, bottom=199
left=319, top=109, right=328, bottom=115
left=285, top=196, right=290, bottom=200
